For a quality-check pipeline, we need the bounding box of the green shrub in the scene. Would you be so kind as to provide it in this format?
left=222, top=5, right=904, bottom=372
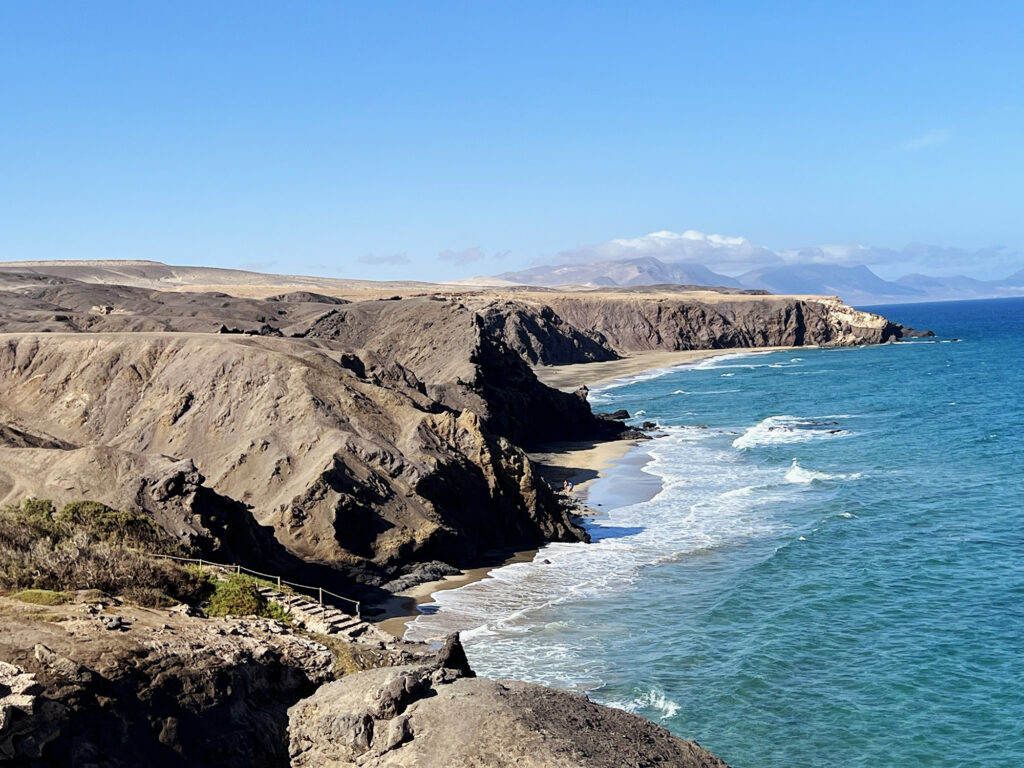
left=57, top=501, right=165, bottom=548
left=0, top=498, right=211, bottom=605
left=21, top=498, right=56, bottom=519
left=10, top=589, right=69, bottom=605
left=205, top=574, right=290, bottom=621
left=122, top=586, right=176, bottom=608
left=263, top=600, right=291, bottom=623
left=206, top=576, right=265, bottom=617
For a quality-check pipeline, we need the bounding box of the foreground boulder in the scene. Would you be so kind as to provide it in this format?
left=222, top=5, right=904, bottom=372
left=289, top=656, right=728, bottom=768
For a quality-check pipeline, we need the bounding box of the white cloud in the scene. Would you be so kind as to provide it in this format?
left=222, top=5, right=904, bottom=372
left=897, top=129, right=951, bottom=151
left=555, top=229, right=1020, bottom=280
left=558, top=229, right=781, bottom=273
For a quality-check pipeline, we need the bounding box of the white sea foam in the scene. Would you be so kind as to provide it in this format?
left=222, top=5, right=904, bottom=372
left=690, top=351, right=773, bottom=370
left=588, top=362, right=691, bottom=397
left=404, top=427, right=800, bottom=661
left=732, top=415, right=851, bottom=450
left=784, top=458, right=863, bottom=484
left=608, top=687, right=682, bottom=720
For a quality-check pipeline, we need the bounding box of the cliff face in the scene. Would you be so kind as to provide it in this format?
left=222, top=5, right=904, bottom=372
left=299, top=296, right=624, bottom=447
left=536, top=294, right=901, bottom=355
left=475, top=299, right=618, bottom=365
left=0, top=597, right=335, bottom=767
left=0, top=596, right=730, bottom=768
left=0, top=333, right=586, bottom=587
left=0, top=270, right=902, bottom=591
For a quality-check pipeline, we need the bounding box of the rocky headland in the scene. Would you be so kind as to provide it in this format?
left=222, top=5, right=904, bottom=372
left=0, top=260, right=922, bottom=765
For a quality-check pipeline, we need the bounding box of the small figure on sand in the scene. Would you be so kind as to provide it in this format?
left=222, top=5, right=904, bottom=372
left=562, top=479, right=574, bottom=493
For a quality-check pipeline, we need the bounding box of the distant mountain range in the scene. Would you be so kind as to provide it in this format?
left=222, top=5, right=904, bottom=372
left=495, top=258, right=1024, bottom=305
left=496, top=257, right=742, bottom=289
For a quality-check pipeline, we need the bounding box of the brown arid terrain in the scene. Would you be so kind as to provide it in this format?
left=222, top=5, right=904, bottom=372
left=0, top=261, right=915, bottom=594
left=0, top=596, right=728, bottom=768
left=0, top=260, right=923, bottom=766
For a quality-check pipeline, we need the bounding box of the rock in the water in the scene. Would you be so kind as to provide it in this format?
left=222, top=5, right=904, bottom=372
left=896, top=325, right=936, bottom=338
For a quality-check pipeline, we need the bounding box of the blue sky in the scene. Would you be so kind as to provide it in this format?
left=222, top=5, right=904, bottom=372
left=1, top=2, right=1022, bottom=281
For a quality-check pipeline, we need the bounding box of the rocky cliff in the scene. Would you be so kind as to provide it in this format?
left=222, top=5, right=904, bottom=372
left=0, top=596, right=729, bottom=767
left=0, top=596, right=336, bottom=767
left=289, top=655, right=728, bottom=768
left=0, top=332, right=586, bottom=591
left=536, top=293, right=903, bottom=354
left=0, top=268, right=903, bottom=595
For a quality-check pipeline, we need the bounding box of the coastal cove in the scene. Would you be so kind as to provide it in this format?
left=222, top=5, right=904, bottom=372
left=399, top=298, right=1024, bottom=768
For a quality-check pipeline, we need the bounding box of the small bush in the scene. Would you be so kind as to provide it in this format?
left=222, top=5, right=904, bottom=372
left=205, top=574, right=291, bottom=621
left=122, top=586, right=177, bottom=608
left=10, top=589, right=69, bottom=605
left=206, top=576, right=266, bottom=617
left=263, top=600, right=291, bottom=623
left=57, top=501, right=166, bottom=548
left=21, top=498, right=56, bottom=519
left=0, top=498, right=211, bottom=606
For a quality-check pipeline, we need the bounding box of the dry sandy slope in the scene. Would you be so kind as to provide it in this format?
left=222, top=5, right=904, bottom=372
left=0, top=261, right=904, bottom=596
left=0, top=329, right=583, bottom=589
left=0, top=258, right=840, bottom=303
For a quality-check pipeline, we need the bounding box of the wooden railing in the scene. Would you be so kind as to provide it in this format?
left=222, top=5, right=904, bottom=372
left=146, top=552, right=361, bottom=616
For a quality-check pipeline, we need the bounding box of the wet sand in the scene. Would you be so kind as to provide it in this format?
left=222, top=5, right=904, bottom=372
left=533, top=346, right=802, bottom=391
left=375, top=346, right=798, bottom=637
left=375, top=438, right=640, bottom=637
left=375, top=548, right=540, bottom=638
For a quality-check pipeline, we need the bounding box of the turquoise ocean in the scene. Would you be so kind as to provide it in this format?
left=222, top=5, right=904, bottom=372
left=405, top=297, right=1024, bottom=767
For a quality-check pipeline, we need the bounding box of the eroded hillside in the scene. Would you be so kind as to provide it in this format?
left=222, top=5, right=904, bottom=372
left=0, top=264, right=909, bottom=597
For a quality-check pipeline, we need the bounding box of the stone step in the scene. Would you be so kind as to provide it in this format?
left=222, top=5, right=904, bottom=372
left=257, top=590, right=364, bottom=632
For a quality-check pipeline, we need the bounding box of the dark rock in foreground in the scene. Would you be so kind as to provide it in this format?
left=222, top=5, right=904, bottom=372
left=0, top=597, right=337, bottom=767
left=1, top=597, right=729, bottom=767
left=290, top=657, right=729, bottom=768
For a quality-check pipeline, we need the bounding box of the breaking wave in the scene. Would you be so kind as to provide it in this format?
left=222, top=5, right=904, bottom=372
left=784, top=458, right=863, bottom=484
left=732, top=415, right=853, bottom=449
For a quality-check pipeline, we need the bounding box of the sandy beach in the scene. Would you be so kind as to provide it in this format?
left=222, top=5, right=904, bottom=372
left=375, top=345, right=797, bottom=637
left=375, top=437, right=639, bottom=637
left=533, top=346, right=802, bottom=391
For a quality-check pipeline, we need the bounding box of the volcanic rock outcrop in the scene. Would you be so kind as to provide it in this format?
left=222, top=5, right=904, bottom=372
left=0, top=596, right=730, bottom=768
left=0, top=265, right=904, bottom=594
left=0, top=331, right=587, bottom=590
left=0, top=596, right=336, bottom=767
left=537, top=293, right=903, bottom=352
left=288, top=655, right=728, bottom=768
